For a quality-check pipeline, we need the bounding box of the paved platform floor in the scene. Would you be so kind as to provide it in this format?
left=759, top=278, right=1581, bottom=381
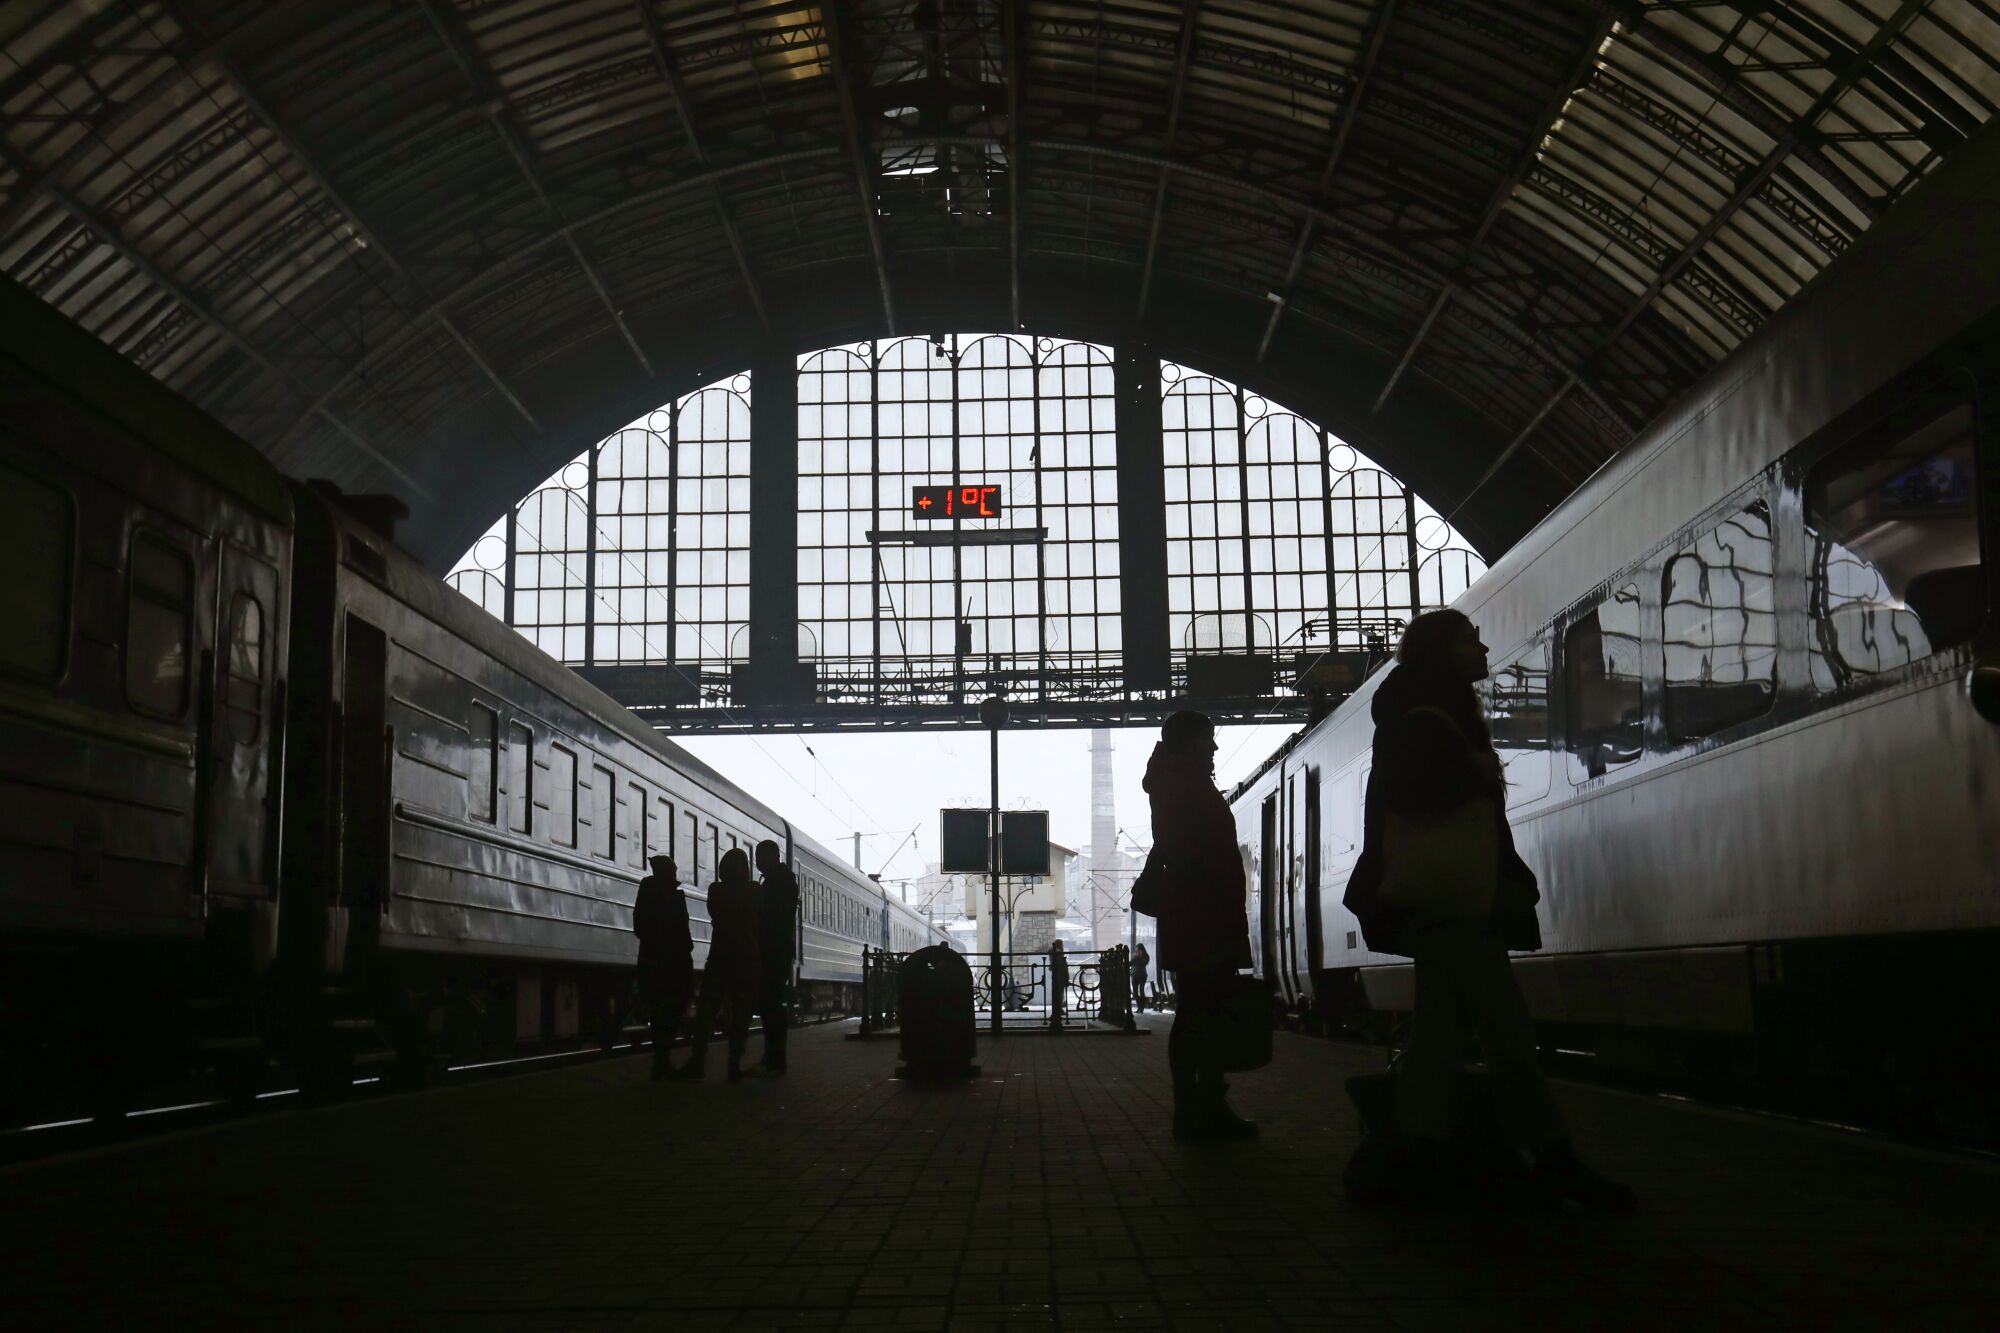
left=7, top=1018, right=1999, bottom=1331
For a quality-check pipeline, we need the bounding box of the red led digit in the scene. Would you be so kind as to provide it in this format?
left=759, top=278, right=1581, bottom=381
left=979, top=486, right=998, bottom=516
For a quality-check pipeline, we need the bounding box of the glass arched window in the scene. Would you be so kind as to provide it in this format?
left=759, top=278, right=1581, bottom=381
left=447, top=337, right=1486, bottom=706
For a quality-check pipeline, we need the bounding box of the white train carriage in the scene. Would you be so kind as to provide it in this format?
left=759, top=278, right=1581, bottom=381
left=1231, top=113, right=2000, bottom=1122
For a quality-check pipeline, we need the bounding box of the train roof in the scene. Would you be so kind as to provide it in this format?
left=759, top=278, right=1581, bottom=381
left=305, top=485, right=794, bottom=841
left=0, top=277, right=293, bottom=526
left=1455, top=116, right=2000, bottom=637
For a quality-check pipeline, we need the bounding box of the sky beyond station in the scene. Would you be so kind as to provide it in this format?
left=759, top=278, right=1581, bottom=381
left=675, top=722, right=1300, bottom=894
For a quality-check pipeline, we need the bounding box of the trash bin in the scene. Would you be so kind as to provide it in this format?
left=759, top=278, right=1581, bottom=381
left=897, top=945, right=977, bottom=1076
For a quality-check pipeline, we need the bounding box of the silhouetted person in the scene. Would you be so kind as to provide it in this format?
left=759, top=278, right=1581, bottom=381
left=1142, top=709, right=1257, bottom=1140
left=1130, top=942, right=1151, bottom=1011
left=679, top=847, right=760, bottom=1082
left=1047, top=939, right=1069, bottom=1030
left=1344, top=609, right=1635, bottom=1212
left=754, top=839, right=800, bottom=1074
left=633, top=855, right=694, bottom=1079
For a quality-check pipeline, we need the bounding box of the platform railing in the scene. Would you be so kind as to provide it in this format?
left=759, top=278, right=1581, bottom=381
left=859, top=947, right=1137, bottom=1034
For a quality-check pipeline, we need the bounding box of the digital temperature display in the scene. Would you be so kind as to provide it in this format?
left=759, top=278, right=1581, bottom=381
left=911, top=485, right=1003, bottom=520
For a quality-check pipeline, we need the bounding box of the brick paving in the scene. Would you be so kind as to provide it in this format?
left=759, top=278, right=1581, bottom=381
left=6, top=1019, right=1999, bottom=1331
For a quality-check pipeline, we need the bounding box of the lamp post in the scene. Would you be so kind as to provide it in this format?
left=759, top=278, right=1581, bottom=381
left=978, top=693, right=1009, bottom=1034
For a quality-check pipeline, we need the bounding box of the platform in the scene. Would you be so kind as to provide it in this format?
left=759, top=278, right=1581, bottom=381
left=7, top=1020, right=1998, bottom=1331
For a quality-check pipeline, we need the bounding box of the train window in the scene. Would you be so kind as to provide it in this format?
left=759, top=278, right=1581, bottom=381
left=505, top=722, right=532, bottom=833
left=653, top=797, right=672, bottom=860
left=629, top=784, right=649, bottom=868
left=682, top=811, right=699, bottom=882
left=1805, top=399, right=1983, bottom=688
left=0, top=462, right=72, bottom=682
left=223, top=593, right=264, bottom=745
left=1564, top=581, right=1643, bottom=780
left=709, top=823, right=719, bottom=876
left=591, top=764, right=614, bottom=858
left=125, top=531, right=193, bottom=717
left=468, top=704, right=498, bottom=822
left=1483, top=636, right=1551, bottom=803
left=550, top=745, right=578, bottom=847
left=1663, top=500, right=1777, bottom=741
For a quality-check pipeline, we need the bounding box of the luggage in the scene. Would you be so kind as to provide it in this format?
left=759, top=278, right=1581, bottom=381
left=1196, top=972, right=1274, bottom=1073
left=896, top=945, right=977, bottom=1076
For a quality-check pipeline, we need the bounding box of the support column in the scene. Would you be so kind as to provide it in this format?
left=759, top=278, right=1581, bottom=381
left=1115, top=342, right=1171, bottom=692
left=746, top=342, right=801, bottom=703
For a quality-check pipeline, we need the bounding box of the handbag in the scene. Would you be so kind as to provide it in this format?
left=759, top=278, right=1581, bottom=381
left=1378, top=707, right=1500, bottom=923
left=1197, top=972, right=1274, bottom=1073
left=1129, top=851, right=1161, bottom=918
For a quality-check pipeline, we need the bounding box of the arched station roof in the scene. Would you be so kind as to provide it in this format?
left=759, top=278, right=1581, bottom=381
left=3, top=0, right=1995, bottom=567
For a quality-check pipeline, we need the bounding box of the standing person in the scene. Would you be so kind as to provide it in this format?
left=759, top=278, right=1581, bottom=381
left=633, top=855, right=695, bottom=1079
left=753, top=840, right=800, bottom=1074
left=1141, top=709, right=1257, bottom=1141
left=678, top=847, right=761, bottom=1082
left=1344, top=609, right=1635, bottom=1212
left=1047, top=940, right=1069, bottom=1031
left=1130, top=942, right=1151, bottom=1012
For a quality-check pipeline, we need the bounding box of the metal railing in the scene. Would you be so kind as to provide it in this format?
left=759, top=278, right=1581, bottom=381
left=859, top=946, right=1138, bottom=1034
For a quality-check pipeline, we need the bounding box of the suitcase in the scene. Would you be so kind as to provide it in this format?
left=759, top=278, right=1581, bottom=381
left=896, top=945, right=978, bottom=1077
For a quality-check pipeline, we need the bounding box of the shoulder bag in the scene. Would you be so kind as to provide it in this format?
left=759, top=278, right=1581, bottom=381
left=1378, top=706, right=1500, bottom=923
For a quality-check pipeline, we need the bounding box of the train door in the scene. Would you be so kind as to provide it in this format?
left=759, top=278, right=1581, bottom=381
left=338, top=616, right=390, bottom=921
left=1302, top=767, right=1323, bottom=1000
left=202, top=547, right=281, bottom=900
left=1279, top=773, right=1301, bottom=1004
left=1257, top=794, right=1277, bottom=980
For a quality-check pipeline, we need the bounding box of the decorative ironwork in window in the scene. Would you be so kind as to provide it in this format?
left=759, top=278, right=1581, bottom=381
left=449, top=339, right=1484, bottom=710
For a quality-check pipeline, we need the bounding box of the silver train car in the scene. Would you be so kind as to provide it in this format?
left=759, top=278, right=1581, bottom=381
left=1231, top=118, right=2000, bottom=1130
left=275, top=482, right=951, bottom=1081
left=1, top=274, right=947, bottom=1119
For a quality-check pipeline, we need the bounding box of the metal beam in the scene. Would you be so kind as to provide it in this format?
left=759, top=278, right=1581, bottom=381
left=276, top=134, right=1617, bottom=457
left=1485, top=0, right=1931, bottom=503
left=1005, top=0, right=1025, bottom=331
left=417, top=0, right=653, bottom=376
left=206, top=51, right=542, bottom=433
left=1257, top=0, right=1397, bottom=361
left=822, top=4, right=896, bottom=334
left=1374, top=10, right=1614, bottom=413
left=23, top=167, right=429, bottom=498
left=634, top=0, right=768, bottom=333
left=1604, top=0, right=1883, bottom=224
left=1134, top=1, right=1202, bottom=321
left=0, top=2, right=314, bottom=240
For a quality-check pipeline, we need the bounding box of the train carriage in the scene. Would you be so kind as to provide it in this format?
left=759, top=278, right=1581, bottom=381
left=1231, top=115, right=2000, bottom=1124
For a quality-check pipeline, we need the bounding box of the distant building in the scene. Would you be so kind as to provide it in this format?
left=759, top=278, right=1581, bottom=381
left=893, top=839, right=1076, bottom=959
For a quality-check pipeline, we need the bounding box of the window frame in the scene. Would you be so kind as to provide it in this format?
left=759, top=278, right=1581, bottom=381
left=468, top=702, right=499, bottom=823
left=124, top=527, right=197, bottom=720
left=1559, top=576, right=1648, bottom=785
left=505, top=721, right=533, bottom=834
left=550, top=743, right=579, bottom=847
left=1797, top=382, right=1987, bottom=697
left=1660, top=493, right=1780, bottom=745
left=0, top=457, right=76, bottom=685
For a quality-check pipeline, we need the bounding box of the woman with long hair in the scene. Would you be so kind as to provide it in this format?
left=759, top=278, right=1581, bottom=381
left=679, top=846, right=762, bottom=1082
left=1345, top=609, right=1634, bottom=1211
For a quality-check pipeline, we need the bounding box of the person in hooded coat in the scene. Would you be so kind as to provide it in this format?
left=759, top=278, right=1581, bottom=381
left=1140, top=709, right=1257, bottom=1140
left=1344, top=609, right=1634, bottom=1212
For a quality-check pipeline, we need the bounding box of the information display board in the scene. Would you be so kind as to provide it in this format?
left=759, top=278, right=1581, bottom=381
left=912, top=485, right=1004, bottom=519
left=940, top=808, right=1049, bottom=874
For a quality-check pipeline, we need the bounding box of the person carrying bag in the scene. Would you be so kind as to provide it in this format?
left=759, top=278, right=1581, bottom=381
left=1342, top=610, right=1635, bottom=1213
left=1139, top=710, right=1265, bottom=1142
